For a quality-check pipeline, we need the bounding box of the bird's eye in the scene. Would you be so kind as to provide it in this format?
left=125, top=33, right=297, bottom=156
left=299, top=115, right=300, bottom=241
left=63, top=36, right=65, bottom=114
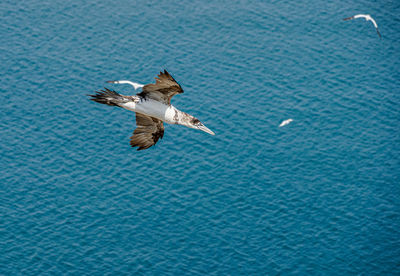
left=192, top=119, right=201, bottom=125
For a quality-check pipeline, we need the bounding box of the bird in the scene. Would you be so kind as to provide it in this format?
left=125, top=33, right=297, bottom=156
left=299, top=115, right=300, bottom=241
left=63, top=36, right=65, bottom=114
left=89, top=70, right=215, bottom=150
left=343, top=14, right=381, bottom=38
left=106, top=80, right=144, bottom=90
left=279, top=119, right=293, bottom=127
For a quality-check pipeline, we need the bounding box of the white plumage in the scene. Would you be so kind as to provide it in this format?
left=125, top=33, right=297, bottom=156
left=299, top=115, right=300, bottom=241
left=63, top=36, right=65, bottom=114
left=279, top=119, right=293, bottom=127
left=119, top=97, right=177, bottom=124
left=106, top=80, right=144, bottom=90
left=343, top=14, right=381, bottom=38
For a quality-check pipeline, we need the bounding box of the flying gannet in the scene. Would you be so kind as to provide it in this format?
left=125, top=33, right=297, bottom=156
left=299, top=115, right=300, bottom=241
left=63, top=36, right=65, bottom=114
left=279, top=119, right=293, bottom=127
left=343, top=14, right=381, bottom=38
left=89, top=70, right=215, bottom=150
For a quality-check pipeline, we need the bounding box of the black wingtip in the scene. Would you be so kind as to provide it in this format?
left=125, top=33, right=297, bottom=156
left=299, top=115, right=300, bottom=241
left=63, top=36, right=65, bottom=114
left=161, top=69, right=169, bottom=76
left=156, top=69, right=172, bottom=79
left=376, top=29, right=382, bottom=39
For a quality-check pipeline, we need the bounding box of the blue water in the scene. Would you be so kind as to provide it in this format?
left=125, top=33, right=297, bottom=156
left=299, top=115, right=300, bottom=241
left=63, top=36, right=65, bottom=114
left=1, top=0, right=399, bottom=274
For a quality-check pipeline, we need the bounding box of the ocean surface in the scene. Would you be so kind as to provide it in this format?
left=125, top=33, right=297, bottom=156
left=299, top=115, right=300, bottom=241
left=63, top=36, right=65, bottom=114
left=1, top=0, right=399, bottom=274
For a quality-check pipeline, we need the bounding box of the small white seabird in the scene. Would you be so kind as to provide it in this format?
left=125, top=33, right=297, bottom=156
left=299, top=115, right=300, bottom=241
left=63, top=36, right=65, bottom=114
left=89, top=70, right=215, bottom=150
left=343, top=14, right=381, bottom=38
left=279, top=119, right=293, bottom=127
left=106, top=80, right=144, bottom=90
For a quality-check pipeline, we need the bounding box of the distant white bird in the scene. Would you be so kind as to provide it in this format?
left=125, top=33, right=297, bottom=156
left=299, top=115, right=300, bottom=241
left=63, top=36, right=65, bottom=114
left=106, top=80, right=144, bottom=90
left=343, top=14, right=381, bottom=38
left=279, top=119, right=293, bottom=127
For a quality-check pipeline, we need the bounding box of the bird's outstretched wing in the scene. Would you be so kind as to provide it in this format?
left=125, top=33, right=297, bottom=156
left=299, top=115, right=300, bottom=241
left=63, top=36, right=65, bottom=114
left=376, top=28, right=382, bottom=38
left=106, top=80, right=144, bottom=90
left=139, top=70, right=183, bottom=104
left=130, top=113, right=164, bottom=150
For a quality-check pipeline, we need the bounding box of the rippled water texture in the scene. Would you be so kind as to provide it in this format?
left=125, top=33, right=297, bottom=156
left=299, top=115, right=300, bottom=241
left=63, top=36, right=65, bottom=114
left=1, top=0, right=399, bottom=274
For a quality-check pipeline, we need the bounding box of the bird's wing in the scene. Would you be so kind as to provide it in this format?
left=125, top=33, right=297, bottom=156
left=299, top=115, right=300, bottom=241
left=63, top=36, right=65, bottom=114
left=130, top=113, right=164, bottom=150
left=343, top=16, right=354, bottom=21
left=353, top=14, right=366, bottom=19
left=376, top=28, right=382, bottom=38
left=106, top=80, right=144, bottom=90
left=369, top=17, right=378, bottom=28
left=139, top=70, right=183, bottom=104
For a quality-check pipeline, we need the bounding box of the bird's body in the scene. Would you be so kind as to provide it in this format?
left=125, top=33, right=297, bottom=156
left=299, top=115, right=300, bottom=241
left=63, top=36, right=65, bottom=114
left=117, top=96, right=190, bottom=125
left=119, top=96, right=175, bottom=123
left=89, top=70, right=214, bottom=150
left=343, top=14, right=381, bottom=38
left=279, top=119, right=293, bottom=127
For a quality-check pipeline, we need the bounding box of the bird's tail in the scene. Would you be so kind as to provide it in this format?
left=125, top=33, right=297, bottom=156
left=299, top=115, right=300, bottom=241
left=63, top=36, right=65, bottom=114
left=88, top=88, right=129, bottom=107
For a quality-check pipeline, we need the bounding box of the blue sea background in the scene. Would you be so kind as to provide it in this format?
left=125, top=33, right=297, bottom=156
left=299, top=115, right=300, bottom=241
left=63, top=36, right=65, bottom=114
left=1, top=0, right=399, bottom=274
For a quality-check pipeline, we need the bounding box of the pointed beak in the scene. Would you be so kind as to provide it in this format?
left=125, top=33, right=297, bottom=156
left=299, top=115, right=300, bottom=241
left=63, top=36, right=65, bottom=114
left=198, top=123, right=215, bottom=135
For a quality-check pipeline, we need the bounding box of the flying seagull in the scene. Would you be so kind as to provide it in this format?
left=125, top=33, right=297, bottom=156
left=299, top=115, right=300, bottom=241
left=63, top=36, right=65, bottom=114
left=343, top=14, right=381, bottom=38
left=279, top=119, right=293, bottom=127
left=89, top=70, right=215, bottom=150
left=106, top=80, right=144, bottom=90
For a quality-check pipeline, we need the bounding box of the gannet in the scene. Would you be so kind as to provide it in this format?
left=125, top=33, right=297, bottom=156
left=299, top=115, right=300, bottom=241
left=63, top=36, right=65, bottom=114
left=89, top=70, right=215, bottom=150
left=343, top=14, right=381, bottom=38
left=106, top=80, right=144, bottom=90
left=279, top=119, right=293, bottom=127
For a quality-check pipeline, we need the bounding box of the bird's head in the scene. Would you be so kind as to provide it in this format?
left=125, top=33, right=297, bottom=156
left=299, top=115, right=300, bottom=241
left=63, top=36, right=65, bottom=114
left=186, top=116, right=215, bottom=135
